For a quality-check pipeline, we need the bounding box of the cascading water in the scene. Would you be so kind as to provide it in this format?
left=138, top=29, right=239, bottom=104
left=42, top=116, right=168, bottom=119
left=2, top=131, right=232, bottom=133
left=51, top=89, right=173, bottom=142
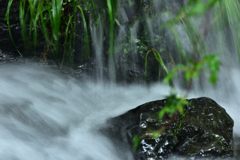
left=1, top=0, right=240, bottom=159
left=90, top=22, right=104, bottom=81
left=0, top=60, right=240, bottom=160
left=0, top=63, right=169, bottom=160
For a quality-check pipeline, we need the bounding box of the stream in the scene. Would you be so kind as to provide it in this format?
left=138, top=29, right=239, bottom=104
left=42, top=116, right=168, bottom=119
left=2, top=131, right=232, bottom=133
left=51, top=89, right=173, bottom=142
left=0, top=62, right=239, bottom=160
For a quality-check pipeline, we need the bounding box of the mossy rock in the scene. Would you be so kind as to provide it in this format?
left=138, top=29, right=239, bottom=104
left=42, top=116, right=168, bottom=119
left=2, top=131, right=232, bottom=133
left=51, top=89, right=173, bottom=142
left=103, top=97, right=234, bottom=159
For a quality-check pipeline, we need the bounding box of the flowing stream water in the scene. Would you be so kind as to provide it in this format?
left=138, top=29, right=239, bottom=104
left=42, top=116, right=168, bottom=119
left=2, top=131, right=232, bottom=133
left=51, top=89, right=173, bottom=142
left=1, top=1, right=240, bottom=159
left=0, top=62, right=239, bottom=160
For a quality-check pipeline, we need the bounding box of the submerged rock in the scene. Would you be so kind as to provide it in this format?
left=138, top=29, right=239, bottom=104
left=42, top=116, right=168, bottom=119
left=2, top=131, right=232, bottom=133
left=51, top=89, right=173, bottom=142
left=103, top=97, right=234, bottom=159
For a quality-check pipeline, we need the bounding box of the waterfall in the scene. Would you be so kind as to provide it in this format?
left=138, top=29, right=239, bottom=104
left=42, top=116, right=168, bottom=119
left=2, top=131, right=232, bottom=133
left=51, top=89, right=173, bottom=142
left=1, top=0, right=240, bottom=159
left=91, top=21, right=104, bottom=81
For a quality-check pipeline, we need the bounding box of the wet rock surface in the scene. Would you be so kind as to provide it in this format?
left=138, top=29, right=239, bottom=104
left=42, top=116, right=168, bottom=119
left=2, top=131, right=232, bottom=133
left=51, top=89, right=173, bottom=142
left=103, top=97, right=234, bottom=159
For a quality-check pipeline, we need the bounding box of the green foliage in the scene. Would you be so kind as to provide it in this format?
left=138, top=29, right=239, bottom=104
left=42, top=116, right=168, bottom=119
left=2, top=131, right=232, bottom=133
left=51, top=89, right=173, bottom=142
left=169, top=25, right=187, bottom=61
left=161, top=0, right=225, bottom=63
left=164, top=54, right=220, bottom=85
left=163, top=0, right=223, bottom=28
left=29, top=0, right=42, bottom=51
left=205, top=55, right=221, bottom=84
left=145, top=48, right=168, bottom=82
left=107, top=0, right=118, bottom=81
left=50, top=0, right=63, bottom=54
left=39, top=2, right=53, bottom=46
left=132, top=135, right=140, bottom=151
left=4, top=0, right=22, bottom=56
left=114, top=27, right=150, bottom=56
left=133, top=0, right=223, bottom=150
left=5, top=0, right=237, bottom=69
left=159, top=94, right=188, bottom=118
left=224, top=0, right=240, bottom=60
left=5, top=0, right=120, bottom=72
left=5, top=0, right=83, bottom=65
left=17, top=0, right=63, bottom=57
left=19, top=0, right=27, bottom=49
left=184, top=0, right=221, bottom=16
left=181, top=18, right=206, bottom=57
left=62, top=16, right=74, bottom=69
left=77, top=5, right=90, bottom=60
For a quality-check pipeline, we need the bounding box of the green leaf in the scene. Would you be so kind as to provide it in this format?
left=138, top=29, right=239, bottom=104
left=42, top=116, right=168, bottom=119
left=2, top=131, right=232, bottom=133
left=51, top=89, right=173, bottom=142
left=115, top=19, right=120, bottom=25
left=189, top=1, right=207, bottom=16
left=204, top=54, right=220, bottom=84
left=133, top=135, right=140, bottom=151
left=159, top=94, right=187, bottom=118
left=185, top=71, right=191, bottom=83
left=153, top=132, right=159, bottom=139
left=4, top=0, right=22, bottom=57
left=192, top=71, right=198, bottom=79
left=77, top=5, right=90, bottom=60
left=163, top=67, right=177, bottom=84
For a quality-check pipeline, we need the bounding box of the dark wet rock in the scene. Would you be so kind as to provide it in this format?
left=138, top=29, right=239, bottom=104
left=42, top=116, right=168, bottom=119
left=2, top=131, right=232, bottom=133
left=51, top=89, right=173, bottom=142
left=0, top=50, right=15, bottom=61
left=233, top=135, right=240, bottom=158
left=103, top=97, right=234, bottom=159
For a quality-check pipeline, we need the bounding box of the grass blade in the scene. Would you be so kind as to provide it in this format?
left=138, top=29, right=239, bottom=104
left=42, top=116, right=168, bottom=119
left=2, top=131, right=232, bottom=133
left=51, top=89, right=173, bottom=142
left=77, top=5, right=90, bottom=61
left=5, top=0, right=23, bottom=57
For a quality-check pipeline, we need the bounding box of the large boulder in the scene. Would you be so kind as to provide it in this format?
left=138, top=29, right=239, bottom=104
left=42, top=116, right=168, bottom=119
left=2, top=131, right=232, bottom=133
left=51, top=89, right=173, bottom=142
left=103, top=97, right=234, bottom=159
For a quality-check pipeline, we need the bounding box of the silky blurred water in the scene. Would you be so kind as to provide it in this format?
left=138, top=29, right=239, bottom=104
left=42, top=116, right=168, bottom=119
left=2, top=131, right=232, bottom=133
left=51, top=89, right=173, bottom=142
left=0, top=63, right=239, bottom=160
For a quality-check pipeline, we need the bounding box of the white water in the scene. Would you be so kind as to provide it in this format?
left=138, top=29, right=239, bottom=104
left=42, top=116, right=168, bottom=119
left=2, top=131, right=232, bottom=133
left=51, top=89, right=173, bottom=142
left=91, top=21, right=104, bottom=81
left=0, top=62, right=239, bottom=160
